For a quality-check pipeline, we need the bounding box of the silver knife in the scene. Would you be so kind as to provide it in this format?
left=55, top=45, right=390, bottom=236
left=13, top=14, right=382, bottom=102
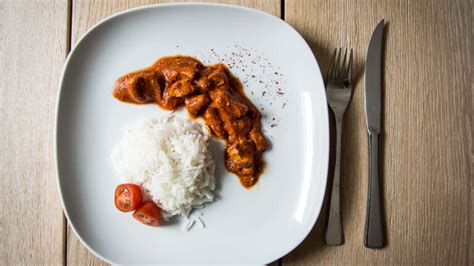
left=364, top=19, right=385, bottom=249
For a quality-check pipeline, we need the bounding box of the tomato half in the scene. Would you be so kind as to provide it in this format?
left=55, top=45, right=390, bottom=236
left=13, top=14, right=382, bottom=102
left=133, top=201, right=161, bottom=227
left=114, top=184, right=142, bottom=212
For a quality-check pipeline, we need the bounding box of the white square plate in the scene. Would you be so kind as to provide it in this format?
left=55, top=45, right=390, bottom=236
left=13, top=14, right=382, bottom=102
left=56, top=3, right=329, bottom=264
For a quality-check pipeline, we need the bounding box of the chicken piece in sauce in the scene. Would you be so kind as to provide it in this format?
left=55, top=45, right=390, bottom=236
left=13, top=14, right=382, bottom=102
left=203, top=107, right=227, bottom=138
left=185, top=94, right=211, bottom=117
left=112, top=55, right=268, bottom=188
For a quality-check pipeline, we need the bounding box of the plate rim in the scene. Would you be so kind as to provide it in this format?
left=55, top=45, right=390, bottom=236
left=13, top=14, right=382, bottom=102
left=55, top=2, right=329, bottom=264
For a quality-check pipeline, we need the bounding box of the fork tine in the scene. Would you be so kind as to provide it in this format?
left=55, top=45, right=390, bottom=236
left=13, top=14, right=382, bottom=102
left=327, top=48, right=337, bottom=82
left=346, top=48, right=353, bottom=81
left=334, top=48, right=342, bottom=80
left=339, top=48, right=348, bottom=79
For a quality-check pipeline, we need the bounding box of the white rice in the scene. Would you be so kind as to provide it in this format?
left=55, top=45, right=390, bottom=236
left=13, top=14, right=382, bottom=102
left=111, top=114, right=216, bottom=218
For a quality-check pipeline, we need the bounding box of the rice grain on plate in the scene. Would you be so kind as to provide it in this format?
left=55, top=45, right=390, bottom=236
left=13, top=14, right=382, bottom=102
left=111, top=114, right=216, bottom=218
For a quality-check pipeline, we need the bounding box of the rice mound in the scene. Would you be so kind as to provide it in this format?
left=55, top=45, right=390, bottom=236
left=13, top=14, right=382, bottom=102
left=111, top=114, right=216, bottom=217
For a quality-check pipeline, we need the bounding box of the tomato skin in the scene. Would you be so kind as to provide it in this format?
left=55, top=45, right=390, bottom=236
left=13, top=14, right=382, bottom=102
left=114, top=184, right=142, bottom=212
left=133, top=201, right=161, bottom=227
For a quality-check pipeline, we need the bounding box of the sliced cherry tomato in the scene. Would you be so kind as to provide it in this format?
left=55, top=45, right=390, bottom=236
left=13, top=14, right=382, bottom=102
left=114, top=184, right=142, bottom=212
left=133, top=201, right=161, bottom=227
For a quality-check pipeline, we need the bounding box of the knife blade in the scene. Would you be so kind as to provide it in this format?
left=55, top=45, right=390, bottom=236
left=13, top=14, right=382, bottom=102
left=365, top=20, right=384, bottom=133
left=364, top=19, right=385, bottom=249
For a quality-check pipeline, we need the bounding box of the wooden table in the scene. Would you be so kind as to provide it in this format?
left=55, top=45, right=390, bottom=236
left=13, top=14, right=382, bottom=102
left=1, top=0, right=471, bottom=265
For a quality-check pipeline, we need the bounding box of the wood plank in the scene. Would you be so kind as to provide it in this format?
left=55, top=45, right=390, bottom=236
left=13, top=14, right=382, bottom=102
left=67, top=0, right=280, bottom=264
left=0, top=0, right=68, bottom=265
left=283, top=0, right=472, bottom=265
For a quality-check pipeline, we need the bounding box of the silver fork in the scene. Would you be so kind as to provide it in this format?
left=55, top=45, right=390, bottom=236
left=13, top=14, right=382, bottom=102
left=324, top=48, right=353, bottom=246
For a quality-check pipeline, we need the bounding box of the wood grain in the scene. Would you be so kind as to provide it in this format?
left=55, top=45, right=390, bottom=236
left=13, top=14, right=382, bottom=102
left=2, top=0, right=469, bottom=265
left=283, top=0, right=472, bottom=265
left=0, top=0, right=68, bottom=265
left=67, top=1, right=280, bottom=265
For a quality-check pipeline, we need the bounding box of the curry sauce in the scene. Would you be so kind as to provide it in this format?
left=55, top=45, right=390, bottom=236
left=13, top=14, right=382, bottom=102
left=113, top=56, right=268, bottom=188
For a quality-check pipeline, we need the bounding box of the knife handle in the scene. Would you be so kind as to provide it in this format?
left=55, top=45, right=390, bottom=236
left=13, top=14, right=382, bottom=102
left=364, top=133, right=385, bottom=248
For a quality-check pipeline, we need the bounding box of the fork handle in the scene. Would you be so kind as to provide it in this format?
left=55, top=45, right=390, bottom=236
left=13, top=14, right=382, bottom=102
left=324, top=117, right=344, bottom=245
left=364, top=132, right=385, bottom=248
